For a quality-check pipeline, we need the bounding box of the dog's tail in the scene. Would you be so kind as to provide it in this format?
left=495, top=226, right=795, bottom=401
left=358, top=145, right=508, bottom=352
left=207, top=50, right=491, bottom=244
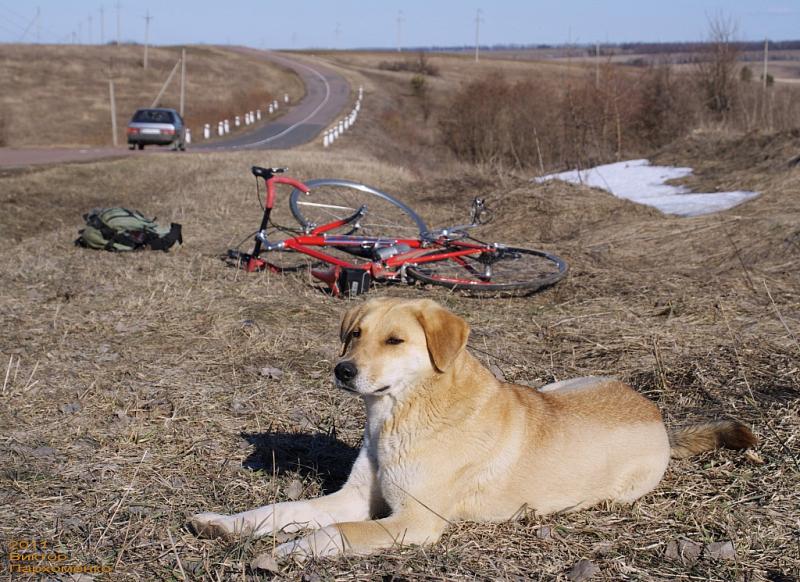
left=669, top=420, right=756, bottom=459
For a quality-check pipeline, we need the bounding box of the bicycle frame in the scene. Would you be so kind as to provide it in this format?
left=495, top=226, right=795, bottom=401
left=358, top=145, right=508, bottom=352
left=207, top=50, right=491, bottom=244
left=250, top=173, right=309, bottom=258
left=239, top=168, right=503, bottom=292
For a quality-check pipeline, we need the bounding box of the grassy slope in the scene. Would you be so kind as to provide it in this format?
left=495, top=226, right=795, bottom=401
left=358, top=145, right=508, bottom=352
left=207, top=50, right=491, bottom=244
left=0, top=52, right=798, bottom=581
left=0, top=44, right=304, bottom=147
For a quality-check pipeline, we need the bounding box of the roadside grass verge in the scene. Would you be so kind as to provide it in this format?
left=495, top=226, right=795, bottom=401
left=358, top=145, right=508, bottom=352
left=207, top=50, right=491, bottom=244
left=0, top=44, right=304, bottom=147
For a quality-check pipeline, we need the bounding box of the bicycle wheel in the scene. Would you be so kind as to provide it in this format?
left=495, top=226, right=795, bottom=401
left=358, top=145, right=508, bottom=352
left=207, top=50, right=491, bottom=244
left=289, top=179, right=427, bottom=238
left=406, top=244, right=568, bottom=292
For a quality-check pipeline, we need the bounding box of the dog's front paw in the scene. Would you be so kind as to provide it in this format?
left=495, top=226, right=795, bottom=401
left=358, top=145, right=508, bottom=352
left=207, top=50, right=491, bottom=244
left=274, top=527, right=344, bottom=560
left=274, top=537, right=312, bottom=562
left=189, top=512, right=238, bottom=539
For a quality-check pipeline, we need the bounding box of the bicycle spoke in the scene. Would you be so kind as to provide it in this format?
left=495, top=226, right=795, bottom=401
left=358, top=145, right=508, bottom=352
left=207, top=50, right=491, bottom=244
left=290, top=179, right=427, bottom=238
left=407, top=246, right=568, bottom=292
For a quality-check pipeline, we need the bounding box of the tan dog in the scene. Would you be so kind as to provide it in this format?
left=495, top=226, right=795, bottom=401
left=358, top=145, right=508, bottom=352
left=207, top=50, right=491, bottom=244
left=191, top=298, right=755, bottom=559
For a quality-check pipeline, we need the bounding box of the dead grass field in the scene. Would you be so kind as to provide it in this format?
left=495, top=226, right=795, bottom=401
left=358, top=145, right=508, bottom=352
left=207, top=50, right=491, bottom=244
left=0, top=117, right=798, bottom=580
left=0, top=44, right=304, bottom=148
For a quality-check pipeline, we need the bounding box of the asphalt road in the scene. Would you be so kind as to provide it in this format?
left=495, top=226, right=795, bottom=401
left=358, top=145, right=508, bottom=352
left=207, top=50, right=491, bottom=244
left=193, top=49, right=350, bottom=150
left=0, top=50, right=350, bottom=169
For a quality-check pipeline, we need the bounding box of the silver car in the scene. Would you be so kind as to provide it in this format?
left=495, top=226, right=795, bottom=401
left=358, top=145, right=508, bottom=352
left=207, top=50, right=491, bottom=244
left=127, top=108, right=186, bottom=150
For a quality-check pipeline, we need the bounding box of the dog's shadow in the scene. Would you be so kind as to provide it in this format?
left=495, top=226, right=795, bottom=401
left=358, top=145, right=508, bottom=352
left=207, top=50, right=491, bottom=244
left=241, top=430, right=360, bottom=494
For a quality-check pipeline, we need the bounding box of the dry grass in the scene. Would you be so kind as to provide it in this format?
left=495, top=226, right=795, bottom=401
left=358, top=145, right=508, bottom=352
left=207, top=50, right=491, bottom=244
left=0, top=125, right=798, bottom=580
left=0, top=44, right=304, bottom=147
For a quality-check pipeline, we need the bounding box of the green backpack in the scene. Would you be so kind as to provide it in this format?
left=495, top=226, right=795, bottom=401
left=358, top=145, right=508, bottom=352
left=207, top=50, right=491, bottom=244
left=75, top=208, right=183, bottom=252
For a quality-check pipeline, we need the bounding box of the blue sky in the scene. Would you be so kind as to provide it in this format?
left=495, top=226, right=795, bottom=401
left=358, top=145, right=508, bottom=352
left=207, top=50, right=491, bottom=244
left=0, top=1, right=797, bottom=48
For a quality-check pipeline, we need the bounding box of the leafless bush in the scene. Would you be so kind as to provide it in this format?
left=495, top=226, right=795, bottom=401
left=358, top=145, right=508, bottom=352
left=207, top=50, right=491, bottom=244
left=378, top=51, right=439, bottom=76
left=440, top=67, right=697, bottom=171
left=694, top=14, right=739, bottom=116
left=410, top=75, right=432, bottom=122
left=633, top=63, right=697, bottom=147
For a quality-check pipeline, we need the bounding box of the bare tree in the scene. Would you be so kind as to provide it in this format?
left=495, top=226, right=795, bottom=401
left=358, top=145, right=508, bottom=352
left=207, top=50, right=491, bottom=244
left=695, top=13, right=739, bottom=115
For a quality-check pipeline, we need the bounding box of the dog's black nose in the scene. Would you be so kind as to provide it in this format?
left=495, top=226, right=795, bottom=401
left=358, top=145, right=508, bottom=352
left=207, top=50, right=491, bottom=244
left=334, top=361, right=358, bottom=382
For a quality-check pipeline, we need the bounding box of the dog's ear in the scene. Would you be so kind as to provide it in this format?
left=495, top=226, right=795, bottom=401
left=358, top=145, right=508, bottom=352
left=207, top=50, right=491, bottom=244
left=339, top=301, right=369, bottom=355
left=416, top=301, right=469, bottom=372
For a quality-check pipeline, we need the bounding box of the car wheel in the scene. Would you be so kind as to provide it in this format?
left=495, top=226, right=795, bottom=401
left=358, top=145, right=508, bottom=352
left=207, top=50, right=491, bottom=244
left=137, top=144, right=144, bottom=150
left=179, top=142, right=186, bottom=151
left=128, top=144, right=135, bottom=150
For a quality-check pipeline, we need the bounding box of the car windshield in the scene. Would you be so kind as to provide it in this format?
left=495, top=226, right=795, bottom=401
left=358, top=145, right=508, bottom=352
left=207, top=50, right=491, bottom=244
left=132, top=110, right=174, bottom=124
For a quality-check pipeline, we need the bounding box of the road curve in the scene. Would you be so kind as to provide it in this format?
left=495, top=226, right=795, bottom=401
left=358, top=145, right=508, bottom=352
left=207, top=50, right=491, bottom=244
left=194, top=49, right=351, bottom=150
left=0, top=50, right=350, bottom=169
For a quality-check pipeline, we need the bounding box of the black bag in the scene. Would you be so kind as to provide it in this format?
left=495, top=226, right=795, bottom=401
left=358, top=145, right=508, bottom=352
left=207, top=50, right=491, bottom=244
left=75, top=207, right=183, bottom=252
left=337, top=268, right=372, bottom=297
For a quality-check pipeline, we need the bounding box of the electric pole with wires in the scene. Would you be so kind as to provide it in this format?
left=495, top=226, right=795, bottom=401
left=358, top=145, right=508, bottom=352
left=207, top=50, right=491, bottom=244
left=474, top=8, right=483, bottom=63
left=396, top=10, right=404, bottom=52
left=143, top=10, right=152, bottom=69
left=115, top=1, right=121, bottom=45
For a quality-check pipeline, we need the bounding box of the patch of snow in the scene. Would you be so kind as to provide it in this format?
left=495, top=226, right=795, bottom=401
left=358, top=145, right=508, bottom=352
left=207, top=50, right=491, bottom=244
left=535, top=159, right=759, bottom=216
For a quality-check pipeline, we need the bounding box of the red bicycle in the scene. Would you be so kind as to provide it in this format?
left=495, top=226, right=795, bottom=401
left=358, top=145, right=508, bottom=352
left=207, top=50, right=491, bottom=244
left=226, top=166, right=568, bottom=296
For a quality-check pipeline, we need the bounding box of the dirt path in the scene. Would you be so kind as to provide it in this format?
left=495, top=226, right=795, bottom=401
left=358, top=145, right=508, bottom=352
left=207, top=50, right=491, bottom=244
left=0, top=50, right=349, bottom=169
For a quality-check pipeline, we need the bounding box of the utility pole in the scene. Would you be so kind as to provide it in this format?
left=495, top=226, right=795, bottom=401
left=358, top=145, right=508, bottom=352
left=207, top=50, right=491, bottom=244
left=115, top=1, right=121, bottom=44
left=180, top=48, right=186, bottom=116
left=396, top=10, right=404, bottom=53
left=143, top=10, right=152, bottom=69
left=595, top=41, right=600, bottom=88
left=474, top=8, right=483, bottom=63
left=109, top=78, right=118, bottom=146
left=99, top=6, right=104, bottom=44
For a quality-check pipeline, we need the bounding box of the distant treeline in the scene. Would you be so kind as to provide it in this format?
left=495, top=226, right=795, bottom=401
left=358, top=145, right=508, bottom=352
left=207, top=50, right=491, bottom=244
left=360, top=40, right=800, bottom=54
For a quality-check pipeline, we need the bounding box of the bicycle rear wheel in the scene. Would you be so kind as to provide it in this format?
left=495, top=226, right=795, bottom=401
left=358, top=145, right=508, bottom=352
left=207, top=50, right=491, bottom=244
left=406, top=244, right=568, bottom=292
left=289, top=179, right=427, bottom=238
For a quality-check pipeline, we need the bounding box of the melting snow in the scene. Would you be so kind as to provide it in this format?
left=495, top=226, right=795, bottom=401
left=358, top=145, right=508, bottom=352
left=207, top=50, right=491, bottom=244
left=535, top=159, right=759, bottom=216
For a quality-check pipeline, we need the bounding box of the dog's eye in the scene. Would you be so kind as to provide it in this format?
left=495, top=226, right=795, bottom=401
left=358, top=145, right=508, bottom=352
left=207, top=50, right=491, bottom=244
left=351, top=329, right=361, bottom=338
left=386, top=337, right=404, bottom=345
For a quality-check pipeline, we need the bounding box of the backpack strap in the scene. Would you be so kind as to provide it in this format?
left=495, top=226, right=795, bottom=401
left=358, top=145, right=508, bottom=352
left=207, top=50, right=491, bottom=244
left=146, top=223, right=183, bottom=251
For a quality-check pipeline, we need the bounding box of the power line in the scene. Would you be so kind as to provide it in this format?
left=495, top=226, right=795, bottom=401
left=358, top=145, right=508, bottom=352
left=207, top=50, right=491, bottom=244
left=0, top=2, right=30, bottom=27
left=16, top=10, right=37, bottom=41
left=0, top=3, right=63, bottom=43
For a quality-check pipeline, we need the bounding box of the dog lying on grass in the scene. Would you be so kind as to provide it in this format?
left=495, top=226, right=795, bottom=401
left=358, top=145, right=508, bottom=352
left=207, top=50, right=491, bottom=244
left=191, top=298, right=756, bottom=559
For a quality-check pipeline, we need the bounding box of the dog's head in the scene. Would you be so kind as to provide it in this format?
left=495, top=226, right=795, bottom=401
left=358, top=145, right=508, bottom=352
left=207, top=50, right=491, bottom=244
left=334, top=298, right=470, bottom=397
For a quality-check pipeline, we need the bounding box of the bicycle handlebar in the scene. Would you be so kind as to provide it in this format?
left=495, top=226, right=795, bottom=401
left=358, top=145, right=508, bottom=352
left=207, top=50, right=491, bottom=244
left=251, top=166, right=288, bottom=179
